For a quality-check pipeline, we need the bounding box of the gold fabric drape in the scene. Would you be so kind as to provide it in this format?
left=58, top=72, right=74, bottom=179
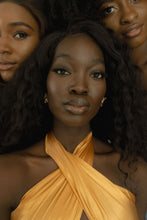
left=11, top=132, right=139, bottom=219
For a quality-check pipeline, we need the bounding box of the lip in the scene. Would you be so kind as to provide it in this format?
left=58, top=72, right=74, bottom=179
left=0, top=62, right=16, bottom=71
left=64, top=98, right=90, bottom=115
left=122, top=24, right=143, bottom=38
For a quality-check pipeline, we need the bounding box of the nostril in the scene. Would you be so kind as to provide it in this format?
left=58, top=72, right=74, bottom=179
left=120, top=11, right=138, bottom=24
left=70, top=88, right=88, bottom=95
left=71, top=89, right=77, bottom=94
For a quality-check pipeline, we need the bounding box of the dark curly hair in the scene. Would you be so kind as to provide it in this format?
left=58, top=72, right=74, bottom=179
left=0, top=19, right=146, bottom=163
left=46, top=0, right=99, bottom=30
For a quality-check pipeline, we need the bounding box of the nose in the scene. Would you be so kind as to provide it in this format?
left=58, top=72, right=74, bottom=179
left=68, top=75, right=88, bottom=95
left=0, top=35, right=12, bottom=54
left=120, top=5, right=138, bottom=25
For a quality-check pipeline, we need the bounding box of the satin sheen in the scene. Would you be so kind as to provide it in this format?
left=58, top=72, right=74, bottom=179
left=11, top=132, right=139, bottom=219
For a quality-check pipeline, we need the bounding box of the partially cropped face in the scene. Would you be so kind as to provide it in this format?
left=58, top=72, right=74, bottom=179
left=46, top=34, right=106, bottom=129
left=97, top=0, right=147, bottom=49
left=0, top=2, right=40, bottom=82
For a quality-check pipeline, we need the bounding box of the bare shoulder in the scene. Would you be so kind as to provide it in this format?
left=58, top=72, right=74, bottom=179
left=133, top=158, right=147, bottom=219
left=0, top=140, right=58, bottom=218
left=93, top=138, right=124, bottom=187
left=0, top=141, right=44, bottom=210
left=122, top=157, right=147, bottom=219
left=93, top=138, right=147, bottom=219
left=0, top=152, right=30, bottom=218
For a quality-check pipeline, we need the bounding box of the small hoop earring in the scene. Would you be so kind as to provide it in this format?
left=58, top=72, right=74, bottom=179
left=100, top=97, right=107, bottom=107
left=44, top=93, right=48, bottom=104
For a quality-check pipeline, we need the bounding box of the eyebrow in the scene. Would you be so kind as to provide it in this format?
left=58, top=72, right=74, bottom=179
left=55, top=54, right=104, bottom=64
left=8, top=22, right=34, bottom=31
left=55, top=54, right=71, bottom=60
left=92, top=58, right=105, bottom=64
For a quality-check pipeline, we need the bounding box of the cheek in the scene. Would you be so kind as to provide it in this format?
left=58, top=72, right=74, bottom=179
left=103, top=17, right=121, bottom=34
left=95, top=81, right=106, bottom=98
left=47, top=81, right=57, bottom=102
left=46, top=77, right=63, bottom=109
left=17, top=37, right=40, bottom=62
left=91, top=81, right=106, bottom=109
left=47, top=75, right=64, bottom=95
left=104, top=18, right=117, bottom=29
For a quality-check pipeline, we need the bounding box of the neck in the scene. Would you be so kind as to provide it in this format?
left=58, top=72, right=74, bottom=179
left=52, top=122, right=91, bottom=153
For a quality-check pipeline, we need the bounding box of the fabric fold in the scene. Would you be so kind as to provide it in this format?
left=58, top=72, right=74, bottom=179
left=11, top=132, right=139, bottom=220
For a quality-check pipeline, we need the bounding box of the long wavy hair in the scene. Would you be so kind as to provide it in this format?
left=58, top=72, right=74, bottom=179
left=0, top=19, right=146, bottom=163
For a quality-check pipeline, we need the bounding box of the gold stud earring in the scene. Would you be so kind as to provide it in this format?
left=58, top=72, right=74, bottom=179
left=44, top=93, right=48, bottom=104
left=100, top=97, right=107, bottom=107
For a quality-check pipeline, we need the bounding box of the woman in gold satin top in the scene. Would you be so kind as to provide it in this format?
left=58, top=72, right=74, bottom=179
left=0, top=19, right=146, bottom=220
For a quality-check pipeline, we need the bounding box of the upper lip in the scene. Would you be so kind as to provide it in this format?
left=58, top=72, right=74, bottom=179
left=64, top=98, right=90, bottom=107
left=122, top=23, right=142, bottom=35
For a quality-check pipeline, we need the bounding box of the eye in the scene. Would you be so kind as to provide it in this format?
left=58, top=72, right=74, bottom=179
left=53, top=68, right=70, bottom=76
left=102, top=6, right=115, bottom=16
left=131, top=0, right=139, bottom=3
left=91, top=71, right=106, bottom=80
left=14, top=32, right=28, bottom=40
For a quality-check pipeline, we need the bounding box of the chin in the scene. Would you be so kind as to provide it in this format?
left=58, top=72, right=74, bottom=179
left=125, top=36, right=147, bottom=49
left=0, top=71, right=15, bottom=82
left=63, top=118, right=90, bottom=128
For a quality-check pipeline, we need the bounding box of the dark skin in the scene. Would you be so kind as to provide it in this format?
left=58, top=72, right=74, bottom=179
left=0, top=135, right=146, bottom=219
left=97, top=0, right=147, bottom=89
left=0, top=34, right=146, bottom=220
left=0, top=2, right=40, bottom=82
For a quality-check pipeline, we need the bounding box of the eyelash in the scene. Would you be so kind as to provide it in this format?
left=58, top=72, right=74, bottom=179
left=91, top=71, right=107, bottom=79
left=100, top=0, right=139, bottom=16
left=53, top=68, right=70, bottom=76
left=53, top=68, right=106, bottom=79
left=102, top=6, right=115, bottom=16
left=13, top=32, right=28, bottom=40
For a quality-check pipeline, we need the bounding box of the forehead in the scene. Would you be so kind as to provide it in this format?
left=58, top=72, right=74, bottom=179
left=96, top=0, right=112, bottom=6
left=96, top=0, right=119, bottom=7
left=54, top=34, right=104, bottom=60
left=0, top=2, right=38, bottom=26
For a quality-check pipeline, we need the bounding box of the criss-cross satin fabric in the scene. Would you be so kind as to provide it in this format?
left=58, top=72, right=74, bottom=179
left=11, top=132, right=139, bottom=220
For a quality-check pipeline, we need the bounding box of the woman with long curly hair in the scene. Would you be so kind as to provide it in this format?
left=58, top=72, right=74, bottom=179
left=96, top=0, right=147, bottom=90
left=61, top=0, right=147, bottom=90
left=0, top=19, right=146, bottom=219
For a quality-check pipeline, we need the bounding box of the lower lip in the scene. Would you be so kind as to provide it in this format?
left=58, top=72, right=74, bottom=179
left=0, top=63, right=15, bottom=71
left=64, top=105, right=89, bottom=114
left=124, top=26, right=143, bottom=38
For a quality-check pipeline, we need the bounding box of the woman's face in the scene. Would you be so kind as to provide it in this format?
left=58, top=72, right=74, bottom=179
left=46, top=34, right=106, bottom=129
left=0, top=2, right=40, bottom=82
left=97, top=0, right=147, bottom=49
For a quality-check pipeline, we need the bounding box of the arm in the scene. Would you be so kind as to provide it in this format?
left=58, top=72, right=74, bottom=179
left=0, top=167, right=13, bottom=220
left=0, top=155, right=20, bottom=220
left=135, top=158, right=147, bottom=220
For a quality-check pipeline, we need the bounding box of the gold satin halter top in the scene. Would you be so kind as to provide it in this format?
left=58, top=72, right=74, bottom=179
left=11, top=132, right=139, bottom=219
